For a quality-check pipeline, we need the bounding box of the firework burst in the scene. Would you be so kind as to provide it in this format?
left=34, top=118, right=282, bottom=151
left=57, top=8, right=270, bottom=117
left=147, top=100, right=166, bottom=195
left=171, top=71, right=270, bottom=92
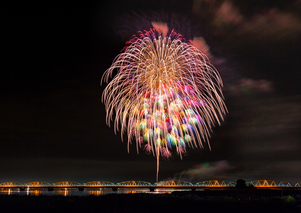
left=101, top=29, right=227, bottom=182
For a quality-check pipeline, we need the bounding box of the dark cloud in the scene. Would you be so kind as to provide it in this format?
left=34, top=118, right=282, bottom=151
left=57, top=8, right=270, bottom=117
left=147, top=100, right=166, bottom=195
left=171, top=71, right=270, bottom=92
left=172, top=160, right=235, bottom=182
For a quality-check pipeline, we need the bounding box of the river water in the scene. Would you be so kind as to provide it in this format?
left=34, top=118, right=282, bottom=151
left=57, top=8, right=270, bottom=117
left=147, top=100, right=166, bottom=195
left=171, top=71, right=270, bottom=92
left=0, top=188, right=193, bottom=196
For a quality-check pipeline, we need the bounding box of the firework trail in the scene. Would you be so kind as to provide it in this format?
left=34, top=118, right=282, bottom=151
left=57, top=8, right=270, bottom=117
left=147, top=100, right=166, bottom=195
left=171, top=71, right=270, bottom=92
left=101, top=29, right=227, bottom=182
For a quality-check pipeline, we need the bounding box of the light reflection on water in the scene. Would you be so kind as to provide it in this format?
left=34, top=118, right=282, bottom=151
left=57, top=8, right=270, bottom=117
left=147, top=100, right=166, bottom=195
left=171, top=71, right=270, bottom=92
left=0, top=188, right=191, bottom=196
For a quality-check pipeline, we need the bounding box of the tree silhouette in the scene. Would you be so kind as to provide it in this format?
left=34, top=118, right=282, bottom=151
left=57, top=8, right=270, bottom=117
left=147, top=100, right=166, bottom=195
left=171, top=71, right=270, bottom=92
left=236, top=179, right=247, bottom=189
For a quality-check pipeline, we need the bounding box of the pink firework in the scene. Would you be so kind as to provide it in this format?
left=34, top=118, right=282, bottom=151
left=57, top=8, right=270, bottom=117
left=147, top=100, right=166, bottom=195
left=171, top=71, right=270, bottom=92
left=101, top=28, right=227, bottom=182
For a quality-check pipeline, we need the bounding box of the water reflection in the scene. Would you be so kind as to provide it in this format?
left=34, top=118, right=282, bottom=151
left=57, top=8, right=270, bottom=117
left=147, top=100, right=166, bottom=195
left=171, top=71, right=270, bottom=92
left=0, top=188, right=189, bottom=196
left=118, top=188, right=149, bottom=194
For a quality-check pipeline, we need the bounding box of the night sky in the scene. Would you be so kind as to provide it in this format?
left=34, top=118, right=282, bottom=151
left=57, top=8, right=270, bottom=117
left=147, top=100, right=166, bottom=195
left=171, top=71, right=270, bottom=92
left=2, top=0, right=301, bottom=184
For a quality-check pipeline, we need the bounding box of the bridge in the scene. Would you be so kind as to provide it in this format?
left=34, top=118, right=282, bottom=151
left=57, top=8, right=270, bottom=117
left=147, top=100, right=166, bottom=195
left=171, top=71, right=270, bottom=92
left=1, top=180, right=300, bottom=192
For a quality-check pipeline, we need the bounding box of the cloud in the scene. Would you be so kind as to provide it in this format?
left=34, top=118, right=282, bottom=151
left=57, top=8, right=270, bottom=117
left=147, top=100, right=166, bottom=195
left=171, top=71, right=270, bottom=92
left=172, top=160, right=235, bottom=182
left=224, top=78, right=274, bottom=96
left=214, top=1, right=244, bottom=25
left=194, top=0, right=301, bottom=41
left=151, top=22, right=169, bottom=34
left=191, top=37, right=212, bottom=57
left=240, top=8, right=301, bottom=40
left=234, top=160, right=301, bottom=184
